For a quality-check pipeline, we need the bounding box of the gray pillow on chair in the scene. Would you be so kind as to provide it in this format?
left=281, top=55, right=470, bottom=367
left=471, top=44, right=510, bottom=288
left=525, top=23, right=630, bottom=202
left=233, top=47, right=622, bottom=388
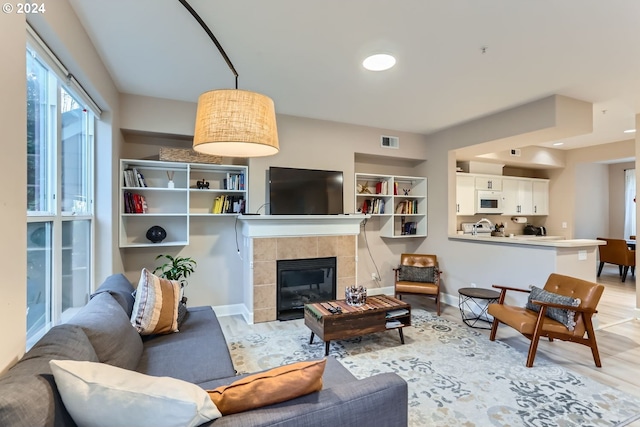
left=525, top=286, right=581, bottom=331
left=398, top=265, right=436, bottom=283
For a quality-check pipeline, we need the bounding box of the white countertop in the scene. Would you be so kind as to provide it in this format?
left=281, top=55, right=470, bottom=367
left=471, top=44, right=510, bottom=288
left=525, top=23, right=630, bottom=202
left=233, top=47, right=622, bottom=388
left=449, top=234, right=605, bottom=248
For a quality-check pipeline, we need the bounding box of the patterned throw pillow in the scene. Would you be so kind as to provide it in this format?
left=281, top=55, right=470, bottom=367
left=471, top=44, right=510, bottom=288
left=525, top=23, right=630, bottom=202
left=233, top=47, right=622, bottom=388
left=525, top=286, right=581, bottom=331
left=398, top=265, right=437, bottom=283
left=131, top=268, right=181, bottom=335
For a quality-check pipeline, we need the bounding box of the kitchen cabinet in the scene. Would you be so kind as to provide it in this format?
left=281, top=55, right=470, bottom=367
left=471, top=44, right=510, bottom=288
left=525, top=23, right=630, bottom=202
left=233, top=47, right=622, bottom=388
left=119, top=159, right=248, bottom=248
left=475, top=176, right=502, bottom=191
left=502, top=177, right=549, bottom=216
left=456, top=174, right=476, bottom=215
left=532, top=180, right=549, bottom=215
left=355, top=173, right=427, bottom=238
left=502, top=178, right=533, bottom=215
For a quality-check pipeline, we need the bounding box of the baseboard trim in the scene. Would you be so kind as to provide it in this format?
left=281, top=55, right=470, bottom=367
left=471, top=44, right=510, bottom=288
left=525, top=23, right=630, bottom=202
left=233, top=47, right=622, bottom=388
left=211, top=304, right=252, bottom=324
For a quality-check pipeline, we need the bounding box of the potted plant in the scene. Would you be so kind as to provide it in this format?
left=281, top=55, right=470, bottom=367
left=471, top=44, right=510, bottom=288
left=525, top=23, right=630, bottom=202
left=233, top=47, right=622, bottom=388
left=153, top=254, right=197, bottom=287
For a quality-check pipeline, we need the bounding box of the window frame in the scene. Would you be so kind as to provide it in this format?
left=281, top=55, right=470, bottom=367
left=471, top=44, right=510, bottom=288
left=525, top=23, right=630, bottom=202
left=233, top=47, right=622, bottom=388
left=26, top=37, right=97, bottom=349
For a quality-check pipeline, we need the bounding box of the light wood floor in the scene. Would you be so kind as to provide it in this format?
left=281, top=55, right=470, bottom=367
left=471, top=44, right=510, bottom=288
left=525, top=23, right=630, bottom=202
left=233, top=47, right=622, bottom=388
left=404, top=263, right=640, bottom=424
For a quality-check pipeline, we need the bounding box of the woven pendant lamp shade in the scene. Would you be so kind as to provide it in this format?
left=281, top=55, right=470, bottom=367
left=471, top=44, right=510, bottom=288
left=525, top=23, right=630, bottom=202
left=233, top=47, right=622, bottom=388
left=193, top=89, right=279, bottom=157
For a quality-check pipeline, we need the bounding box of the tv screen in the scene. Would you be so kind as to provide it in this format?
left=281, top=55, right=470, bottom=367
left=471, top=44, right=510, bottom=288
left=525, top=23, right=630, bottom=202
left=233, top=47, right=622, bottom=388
left=269, top=167, right=344, bottom=215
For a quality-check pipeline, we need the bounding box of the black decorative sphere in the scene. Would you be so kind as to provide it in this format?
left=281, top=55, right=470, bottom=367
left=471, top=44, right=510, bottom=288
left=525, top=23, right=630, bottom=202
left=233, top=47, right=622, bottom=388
left=146, top=225, right=167, bottom=243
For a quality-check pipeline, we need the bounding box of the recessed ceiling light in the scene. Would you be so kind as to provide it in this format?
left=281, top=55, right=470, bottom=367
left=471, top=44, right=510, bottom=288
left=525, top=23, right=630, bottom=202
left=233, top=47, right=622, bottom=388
left=363, top=54, right=396, bottom=71
left=624, top=129, right=636, bottom=133
left=552, top=142, right=564, bottom=146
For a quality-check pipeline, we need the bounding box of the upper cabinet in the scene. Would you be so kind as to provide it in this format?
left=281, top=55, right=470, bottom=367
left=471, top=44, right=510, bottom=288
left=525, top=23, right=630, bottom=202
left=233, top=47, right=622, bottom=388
left=532, top=180, right=549, bottom=215
left=502, top=178, right=533, bottom=215
left=474, top=176, right=502, bottom=191
left=355, top=173, right=427, bottom=238
left=456, top=174, right=476, bottom=216
left=119, top=159, right=248, bottom=248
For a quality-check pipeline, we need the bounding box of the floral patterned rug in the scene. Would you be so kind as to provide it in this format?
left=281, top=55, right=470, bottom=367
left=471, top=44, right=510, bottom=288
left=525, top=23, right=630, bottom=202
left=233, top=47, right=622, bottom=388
left=222, top=309, right=640, bottom=427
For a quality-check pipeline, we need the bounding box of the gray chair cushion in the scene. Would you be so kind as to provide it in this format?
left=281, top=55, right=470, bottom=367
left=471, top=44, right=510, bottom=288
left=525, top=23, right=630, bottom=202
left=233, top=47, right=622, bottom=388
left=0, top=324, right=98, bottom=427
left=91, top=273, right=136, bottom=317
left=67, top=292, right=143, bottom=370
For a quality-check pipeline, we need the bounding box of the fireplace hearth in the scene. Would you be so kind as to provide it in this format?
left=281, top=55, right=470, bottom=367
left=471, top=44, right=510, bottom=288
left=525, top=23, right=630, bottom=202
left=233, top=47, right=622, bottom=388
left=277, top=257, right=336, bottom=320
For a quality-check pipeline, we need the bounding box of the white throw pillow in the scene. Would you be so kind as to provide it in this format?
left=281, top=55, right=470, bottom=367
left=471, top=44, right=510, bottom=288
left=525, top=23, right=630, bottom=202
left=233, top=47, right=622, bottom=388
left=49, top=360, right=221, bottom=427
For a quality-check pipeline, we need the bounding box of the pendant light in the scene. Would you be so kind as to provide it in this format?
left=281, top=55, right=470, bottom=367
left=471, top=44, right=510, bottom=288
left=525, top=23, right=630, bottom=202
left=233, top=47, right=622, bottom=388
left=179, top=0, right=279, bottom=157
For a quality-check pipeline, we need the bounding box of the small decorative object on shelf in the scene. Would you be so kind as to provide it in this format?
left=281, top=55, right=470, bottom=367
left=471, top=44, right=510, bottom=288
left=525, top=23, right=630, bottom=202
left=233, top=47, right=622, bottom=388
left=146, top=225, right=167, bottom=243
left=196, top=179, right=209, bottom=189
left=166, top=171, right=175, bottom=188
left=357, top=181, right=371, bottom=194
left=345, top=285, right=367, bottom=307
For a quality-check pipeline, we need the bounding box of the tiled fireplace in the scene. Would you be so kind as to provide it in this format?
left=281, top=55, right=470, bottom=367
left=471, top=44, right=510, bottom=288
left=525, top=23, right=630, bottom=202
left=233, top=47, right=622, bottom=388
left=238, top=215, right=367, bottom=323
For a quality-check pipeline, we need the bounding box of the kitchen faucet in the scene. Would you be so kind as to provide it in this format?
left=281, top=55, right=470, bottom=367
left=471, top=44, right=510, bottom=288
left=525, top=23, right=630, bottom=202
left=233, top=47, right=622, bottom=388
left=472, top=218, right=493, bottom=236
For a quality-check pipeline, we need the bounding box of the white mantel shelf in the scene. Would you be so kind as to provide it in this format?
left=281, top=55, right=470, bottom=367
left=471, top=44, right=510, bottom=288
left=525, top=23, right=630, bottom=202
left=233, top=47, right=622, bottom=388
left=238, top=214, right=370, bottom=237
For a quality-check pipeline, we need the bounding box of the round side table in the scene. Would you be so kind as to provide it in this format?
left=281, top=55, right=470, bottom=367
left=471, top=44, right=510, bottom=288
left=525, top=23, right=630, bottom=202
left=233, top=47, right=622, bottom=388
left=458, top=287, right=500, bottom=329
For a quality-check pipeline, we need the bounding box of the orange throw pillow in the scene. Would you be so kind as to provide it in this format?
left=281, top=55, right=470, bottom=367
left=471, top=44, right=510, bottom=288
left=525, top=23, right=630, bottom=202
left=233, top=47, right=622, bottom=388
left=207, top=359, right=326, bottom=415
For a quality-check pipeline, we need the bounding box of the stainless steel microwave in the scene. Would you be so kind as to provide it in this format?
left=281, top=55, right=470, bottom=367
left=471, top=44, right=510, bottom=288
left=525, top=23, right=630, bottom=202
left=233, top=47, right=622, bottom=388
left=476, top=190, right=503, bottom=214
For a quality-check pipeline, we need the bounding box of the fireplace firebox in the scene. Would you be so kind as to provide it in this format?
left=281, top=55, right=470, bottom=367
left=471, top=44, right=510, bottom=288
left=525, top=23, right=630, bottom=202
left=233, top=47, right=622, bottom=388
left=277, top=257, right=336, bottom=320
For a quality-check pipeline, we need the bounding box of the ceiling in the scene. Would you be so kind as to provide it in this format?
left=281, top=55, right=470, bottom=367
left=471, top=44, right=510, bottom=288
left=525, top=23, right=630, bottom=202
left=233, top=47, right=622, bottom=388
left=68, top=0, right=640, bottom=151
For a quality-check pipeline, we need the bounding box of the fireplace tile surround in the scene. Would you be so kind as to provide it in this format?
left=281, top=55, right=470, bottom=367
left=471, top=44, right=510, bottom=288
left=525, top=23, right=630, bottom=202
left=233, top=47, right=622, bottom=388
left=239, top=215, right=368, bottom=323
left=252, top=235, right=356, bottom=323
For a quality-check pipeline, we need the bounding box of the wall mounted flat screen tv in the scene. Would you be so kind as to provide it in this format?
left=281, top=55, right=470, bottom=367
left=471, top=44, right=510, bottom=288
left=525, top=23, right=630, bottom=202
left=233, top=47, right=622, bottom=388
left=269, top=167, right=344, bottom=215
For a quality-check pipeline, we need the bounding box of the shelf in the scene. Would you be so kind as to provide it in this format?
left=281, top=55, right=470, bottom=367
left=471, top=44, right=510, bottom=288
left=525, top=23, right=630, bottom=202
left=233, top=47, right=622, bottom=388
left=119, top=159, right=248, bottom=248
left=356, top=173, right=427, bottom=238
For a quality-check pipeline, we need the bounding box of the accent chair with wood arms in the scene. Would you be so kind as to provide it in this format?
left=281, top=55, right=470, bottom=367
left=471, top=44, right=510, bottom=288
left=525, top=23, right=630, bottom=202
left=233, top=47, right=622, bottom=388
left=394, top=253, right=441, bottom=315
left=487, top=273, right=604, bottom=368
left=596, top=237, right=636, bottom=282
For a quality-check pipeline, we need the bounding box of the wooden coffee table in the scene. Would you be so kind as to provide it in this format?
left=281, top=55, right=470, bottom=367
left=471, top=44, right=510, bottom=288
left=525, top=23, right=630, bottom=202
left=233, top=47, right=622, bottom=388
left=304, top=295, right=411, bottom=356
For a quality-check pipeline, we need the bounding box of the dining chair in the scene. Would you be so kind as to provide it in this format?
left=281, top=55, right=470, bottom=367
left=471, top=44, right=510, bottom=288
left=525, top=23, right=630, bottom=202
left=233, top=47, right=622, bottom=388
left=596, top=237, right=635, bottom=282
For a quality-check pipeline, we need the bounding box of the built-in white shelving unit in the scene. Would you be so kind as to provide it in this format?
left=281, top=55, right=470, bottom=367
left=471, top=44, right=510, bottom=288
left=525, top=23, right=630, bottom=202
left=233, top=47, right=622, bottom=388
left=355, top=173, right=427, bottom=238
left=119, top=159, right=248, bottom=248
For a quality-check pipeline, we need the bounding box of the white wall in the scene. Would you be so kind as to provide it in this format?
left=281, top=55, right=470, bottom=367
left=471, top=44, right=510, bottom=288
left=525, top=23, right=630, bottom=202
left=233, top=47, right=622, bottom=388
left=0, top=12, right=27, bottom=374
left=574, top=163, right=609, bottom=239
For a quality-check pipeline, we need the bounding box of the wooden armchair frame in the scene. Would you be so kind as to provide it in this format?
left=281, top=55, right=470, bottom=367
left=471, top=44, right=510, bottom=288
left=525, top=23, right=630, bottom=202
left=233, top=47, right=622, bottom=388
left=488, top=274, right=603, bottom=368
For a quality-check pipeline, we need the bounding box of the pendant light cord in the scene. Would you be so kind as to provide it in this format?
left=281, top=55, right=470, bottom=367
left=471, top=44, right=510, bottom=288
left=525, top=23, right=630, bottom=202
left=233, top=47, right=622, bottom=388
left=178, top=0, right=239, bottom=89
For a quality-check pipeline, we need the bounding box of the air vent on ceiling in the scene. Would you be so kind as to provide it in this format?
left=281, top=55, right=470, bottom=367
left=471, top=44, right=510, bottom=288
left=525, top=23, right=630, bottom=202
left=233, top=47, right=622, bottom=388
left=510, top=148, right=521, bottom=157
left=381, top=135, right=399, bottom=149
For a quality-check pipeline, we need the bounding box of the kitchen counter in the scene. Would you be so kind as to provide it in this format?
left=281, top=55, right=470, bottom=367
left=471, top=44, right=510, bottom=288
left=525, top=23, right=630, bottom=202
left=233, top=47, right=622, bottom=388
left=449, top=234, right=605, bottom=248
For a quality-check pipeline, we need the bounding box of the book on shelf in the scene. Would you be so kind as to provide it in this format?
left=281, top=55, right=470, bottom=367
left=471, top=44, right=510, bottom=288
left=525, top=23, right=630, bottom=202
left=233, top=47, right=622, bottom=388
left=212, top=195, right=245, bottom=214
left=123, top=192, right=147, bottom=214
left=395, top=199, right=418, bottom=215
left=385, top=320, right=403, bottom=329
left=123, top=168, right=148, bottom=188
left=375, top=180, right=389, bottom=195
left=385, top=308, right=409, bottom=318
left=223, top=173, right=245, bottom=191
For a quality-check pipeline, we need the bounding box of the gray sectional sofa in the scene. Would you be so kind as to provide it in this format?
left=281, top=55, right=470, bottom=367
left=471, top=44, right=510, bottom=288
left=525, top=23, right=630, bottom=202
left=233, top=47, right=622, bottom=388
left=0, top=273, right=408, bottom=426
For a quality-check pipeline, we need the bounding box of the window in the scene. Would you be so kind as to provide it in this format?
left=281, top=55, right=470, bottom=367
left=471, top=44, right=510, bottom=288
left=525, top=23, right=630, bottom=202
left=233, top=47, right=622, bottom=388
left=26, top=38, right=95, bottom=346
left=624, top=169, right=636, bottom=239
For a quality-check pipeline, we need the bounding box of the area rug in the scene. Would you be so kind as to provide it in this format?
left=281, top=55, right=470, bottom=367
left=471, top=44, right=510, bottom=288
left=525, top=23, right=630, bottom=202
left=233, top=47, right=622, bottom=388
left=223, top=309, right=640, bottom=427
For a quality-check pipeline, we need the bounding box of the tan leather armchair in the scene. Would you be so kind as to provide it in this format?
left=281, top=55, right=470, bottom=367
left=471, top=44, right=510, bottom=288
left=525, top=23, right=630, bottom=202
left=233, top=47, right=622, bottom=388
left=394, top=254, right=441, bottom=315
left=487, top=273, right=604, bottom=367
left=596, top=237, right=635, bottom=282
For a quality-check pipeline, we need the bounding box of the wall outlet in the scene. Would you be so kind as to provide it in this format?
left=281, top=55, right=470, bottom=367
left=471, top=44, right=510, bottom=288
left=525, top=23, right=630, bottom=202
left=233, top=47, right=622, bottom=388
left=371, top=273, right=380, bottom=281
left=562, top=222, right=568, bottom=229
